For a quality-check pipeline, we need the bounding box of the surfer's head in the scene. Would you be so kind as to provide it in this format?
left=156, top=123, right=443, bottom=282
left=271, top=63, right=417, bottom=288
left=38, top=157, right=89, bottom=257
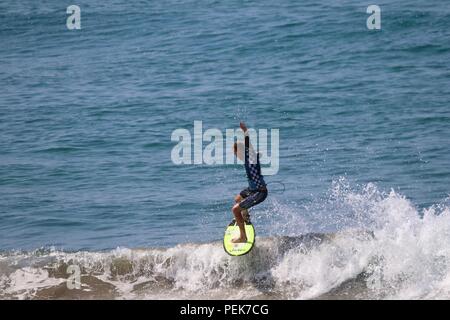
left=233, top=142, right=245, bottom=161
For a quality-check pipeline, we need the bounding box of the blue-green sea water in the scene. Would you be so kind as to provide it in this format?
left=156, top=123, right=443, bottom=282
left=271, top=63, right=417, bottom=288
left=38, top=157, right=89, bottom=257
left=0, top=0, right=449, bottom=299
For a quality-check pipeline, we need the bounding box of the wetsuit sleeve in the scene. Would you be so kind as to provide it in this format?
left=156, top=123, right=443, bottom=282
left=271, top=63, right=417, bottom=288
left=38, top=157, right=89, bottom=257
left=244, top=131, right=257, bottom=165
left=244, top=131, right=251, bottom=164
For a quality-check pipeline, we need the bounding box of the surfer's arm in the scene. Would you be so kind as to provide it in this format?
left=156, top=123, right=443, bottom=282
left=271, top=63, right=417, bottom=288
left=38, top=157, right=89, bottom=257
left=240, top=122, right=254, bottom=164
left=244, top=132, right=250, bottom=164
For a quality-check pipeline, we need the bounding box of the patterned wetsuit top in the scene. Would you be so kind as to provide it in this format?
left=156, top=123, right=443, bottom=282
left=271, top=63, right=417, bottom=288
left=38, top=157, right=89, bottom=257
left=244, top=133, right=266, bottom=191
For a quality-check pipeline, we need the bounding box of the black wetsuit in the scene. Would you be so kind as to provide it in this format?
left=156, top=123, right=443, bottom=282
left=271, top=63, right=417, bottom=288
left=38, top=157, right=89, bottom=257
left=238, top=133, right=268, bottom=210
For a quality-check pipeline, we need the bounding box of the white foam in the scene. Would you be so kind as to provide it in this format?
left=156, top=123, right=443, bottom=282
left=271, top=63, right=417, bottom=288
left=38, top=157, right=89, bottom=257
left=270, top=184, right=450, bottom=299
left=1, top=267, right=64, bottom=300
left=1, top=180, right=449, bottom=299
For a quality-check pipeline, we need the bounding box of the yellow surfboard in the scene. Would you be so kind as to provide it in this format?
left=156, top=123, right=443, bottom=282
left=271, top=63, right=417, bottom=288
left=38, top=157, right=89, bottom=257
left=223, top=220, right=255, bottom=256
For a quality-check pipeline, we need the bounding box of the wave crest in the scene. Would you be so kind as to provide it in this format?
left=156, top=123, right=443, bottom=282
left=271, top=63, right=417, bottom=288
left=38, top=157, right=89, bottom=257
left=1, top=182, right=449, bottom=300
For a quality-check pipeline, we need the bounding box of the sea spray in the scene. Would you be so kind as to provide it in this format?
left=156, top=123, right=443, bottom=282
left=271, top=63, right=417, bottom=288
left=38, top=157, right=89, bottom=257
left=1, top=182, right=449, bottom=300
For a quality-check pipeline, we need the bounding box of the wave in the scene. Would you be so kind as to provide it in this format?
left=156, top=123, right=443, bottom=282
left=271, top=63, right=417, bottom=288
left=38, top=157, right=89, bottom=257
left=1, top=183, right=449, bottom=300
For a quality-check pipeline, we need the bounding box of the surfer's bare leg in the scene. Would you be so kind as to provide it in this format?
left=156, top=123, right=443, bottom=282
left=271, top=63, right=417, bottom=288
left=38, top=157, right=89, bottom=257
left=235, top=195, right=250, bottom=222
left=231, top=203, right=247, bottom=243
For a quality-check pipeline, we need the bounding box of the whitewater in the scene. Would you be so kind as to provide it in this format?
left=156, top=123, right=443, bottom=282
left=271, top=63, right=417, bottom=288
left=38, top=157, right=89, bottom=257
left=1, top=181, right=449, bottom=300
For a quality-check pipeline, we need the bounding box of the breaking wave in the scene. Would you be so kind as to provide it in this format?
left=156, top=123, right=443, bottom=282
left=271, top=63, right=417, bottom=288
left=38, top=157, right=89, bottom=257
left=1, top=182, right=449, bottom=300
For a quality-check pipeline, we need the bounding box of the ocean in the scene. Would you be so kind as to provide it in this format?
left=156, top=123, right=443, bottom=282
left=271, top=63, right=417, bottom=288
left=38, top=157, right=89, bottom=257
left=0, top=0, right=449, bottom=299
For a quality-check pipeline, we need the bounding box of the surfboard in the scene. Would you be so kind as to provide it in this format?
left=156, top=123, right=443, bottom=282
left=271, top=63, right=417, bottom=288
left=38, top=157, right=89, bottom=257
left=223, top=219, right=255, bottom=256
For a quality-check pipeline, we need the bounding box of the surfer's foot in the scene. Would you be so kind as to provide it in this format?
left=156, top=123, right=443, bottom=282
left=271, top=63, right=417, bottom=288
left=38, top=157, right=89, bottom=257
left=231, top=236, right=247, bottom=243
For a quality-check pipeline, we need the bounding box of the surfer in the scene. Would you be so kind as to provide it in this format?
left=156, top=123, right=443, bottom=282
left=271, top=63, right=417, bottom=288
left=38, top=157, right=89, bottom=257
left=231, top=122, right=268, bottom=243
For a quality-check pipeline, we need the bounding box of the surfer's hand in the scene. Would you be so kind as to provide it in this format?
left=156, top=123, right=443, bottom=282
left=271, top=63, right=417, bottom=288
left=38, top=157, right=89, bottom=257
left=240, top=122, right=247, bottom=132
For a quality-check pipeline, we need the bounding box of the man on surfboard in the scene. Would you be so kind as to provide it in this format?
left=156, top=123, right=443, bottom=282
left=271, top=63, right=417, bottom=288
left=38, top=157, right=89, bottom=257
left=231, top=122, right=268, bottom=243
